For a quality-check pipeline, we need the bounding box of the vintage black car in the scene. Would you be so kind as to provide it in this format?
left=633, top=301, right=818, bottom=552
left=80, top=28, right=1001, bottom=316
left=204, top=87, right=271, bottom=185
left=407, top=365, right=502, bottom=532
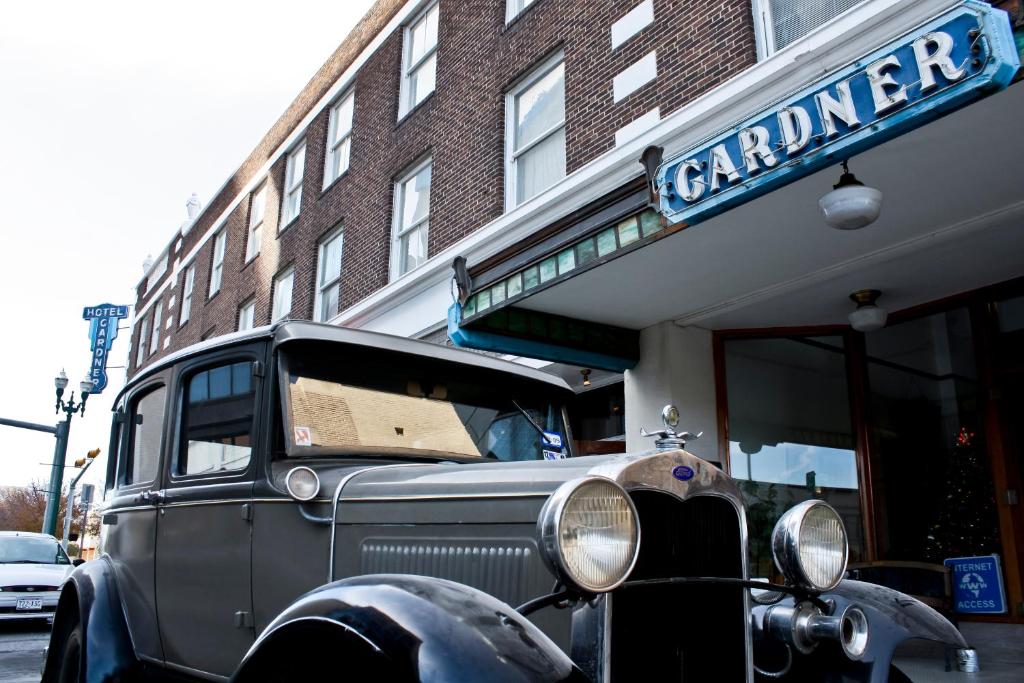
left=43, top=321, right=966, bottom=682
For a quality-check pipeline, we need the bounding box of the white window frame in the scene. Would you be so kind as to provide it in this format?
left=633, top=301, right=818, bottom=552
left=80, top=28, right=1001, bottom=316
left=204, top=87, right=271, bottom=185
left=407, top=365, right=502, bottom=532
left=136, top=316, right=150, bottom=366
left=180, top=263, right=196, bottom=326
left=751, top=0, right=867, bottom=60
left=314, top=227, right=345, bottom=323
left=504, top=52, right=566, bottom=211
left=323, top=91, right=355, bottom=189
left=398, top=1, right=439, bottom=119
left=390, top=157, right=432, bottom=282
left=506, top=0, right=536, bottom=23
left=238, top=299, right=256, bottom=331
left=245, top=183, right=267, bottom=261
left=150, top=302, right=162, bottom=354
left=208, top=230, right=227, bottom=298
left=272, top=266, right=295, bottom=322
left=281, top=140, right=306, bottom=228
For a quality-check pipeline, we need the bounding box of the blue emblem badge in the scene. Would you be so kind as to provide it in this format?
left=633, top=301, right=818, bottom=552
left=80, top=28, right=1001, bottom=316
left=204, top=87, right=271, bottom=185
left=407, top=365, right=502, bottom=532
left=672, top=465, right=695, bottom=481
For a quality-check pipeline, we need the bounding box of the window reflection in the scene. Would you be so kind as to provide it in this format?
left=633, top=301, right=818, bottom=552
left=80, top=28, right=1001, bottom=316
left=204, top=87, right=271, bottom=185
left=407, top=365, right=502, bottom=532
left=180, top=361, right=255, bottom=476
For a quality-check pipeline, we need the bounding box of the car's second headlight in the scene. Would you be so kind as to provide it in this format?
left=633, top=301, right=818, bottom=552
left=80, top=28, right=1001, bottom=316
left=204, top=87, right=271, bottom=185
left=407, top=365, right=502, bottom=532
left=538, top=477, right=640, bottom=593
left=771, top=500, right=848, bottom=591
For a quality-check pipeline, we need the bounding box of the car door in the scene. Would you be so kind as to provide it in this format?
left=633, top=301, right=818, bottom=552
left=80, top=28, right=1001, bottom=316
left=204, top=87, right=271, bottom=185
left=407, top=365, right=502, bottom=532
left=103, top=374, right=169, bottom=665
left=153, top=350, right=261, bottom=677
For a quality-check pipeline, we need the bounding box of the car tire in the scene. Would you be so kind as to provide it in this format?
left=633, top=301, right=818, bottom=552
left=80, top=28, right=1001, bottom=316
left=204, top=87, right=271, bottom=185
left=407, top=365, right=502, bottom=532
left=46, top=621, right=82, bottom=683
left=888, top=665, right=913, bottom=682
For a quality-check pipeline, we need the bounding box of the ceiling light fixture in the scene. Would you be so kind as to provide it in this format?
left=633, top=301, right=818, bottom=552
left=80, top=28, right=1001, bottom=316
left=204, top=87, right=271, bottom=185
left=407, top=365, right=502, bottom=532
left=819, top=160, right=883, bottom=230
left=848, top=289, right=888, bottom=332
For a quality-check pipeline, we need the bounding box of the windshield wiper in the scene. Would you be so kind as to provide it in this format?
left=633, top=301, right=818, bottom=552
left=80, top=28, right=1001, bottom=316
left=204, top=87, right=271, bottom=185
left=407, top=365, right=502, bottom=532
left=511, top=400, right=549, bottom=442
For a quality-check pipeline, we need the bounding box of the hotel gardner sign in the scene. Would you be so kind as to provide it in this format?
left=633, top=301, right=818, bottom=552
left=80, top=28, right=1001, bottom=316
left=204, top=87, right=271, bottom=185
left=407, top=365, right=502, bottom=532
left=655, top=1, right=1019, bottom=227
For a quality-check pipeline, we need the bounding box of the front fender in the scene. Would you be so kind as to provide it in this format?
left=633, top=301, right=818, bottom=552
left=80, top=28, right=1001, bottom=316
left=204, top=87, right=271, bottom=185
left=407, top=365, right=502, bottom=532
left=43, top=557, right=138, bottom=683
left=233, top=574, right=586, bottom=682
left=752, top=579, right=967, bottom=682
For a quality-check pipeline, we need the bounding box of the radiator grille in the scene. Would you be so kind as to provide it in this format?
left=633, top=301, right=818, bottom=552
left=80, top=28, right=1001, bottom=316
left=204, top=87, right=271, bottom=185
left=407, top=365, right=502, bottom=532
left=611, top=492, right=747, bottom=681
left=360, top=540, right=541, bottom=607
left=768, top=0, right=864, bottom=51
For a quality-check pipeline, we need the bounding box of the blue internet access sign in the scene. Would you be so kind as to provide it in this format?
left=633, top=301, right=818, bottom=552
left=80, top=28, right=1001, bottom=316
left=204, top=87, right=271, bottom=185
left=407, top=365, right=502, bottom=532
left=82, top=303, right=130, bottom=394
left=654, top=1, right=1019, bottom=227
left=945, top=554, right=1007, bottom=614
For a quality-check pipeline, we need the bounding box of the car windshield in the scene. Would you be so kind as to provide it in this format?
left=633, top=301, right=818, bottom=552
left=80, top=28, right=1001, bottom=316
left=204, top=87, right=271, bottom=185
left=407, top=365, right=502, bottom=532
left=279, top=343, right=571, bottom=461
left=0, top=536, right=70, bottom=565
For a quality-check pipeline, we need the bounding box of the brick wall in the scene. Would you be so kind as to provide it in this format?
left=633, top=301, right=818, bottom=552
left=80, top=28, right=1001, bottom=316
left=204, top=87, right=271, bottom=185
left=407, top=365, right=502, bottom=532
left=129, top=0, right=758, bottom=376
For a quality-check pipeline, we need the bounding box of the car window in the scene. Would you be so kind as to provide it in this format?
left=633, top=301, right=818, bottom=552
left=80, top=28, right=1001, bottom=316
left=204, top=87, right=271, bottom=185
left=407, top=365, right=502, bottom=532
left=124, top=385, right=166, bottom=486
left=177, top=361, right=255, bottom=476
left=0, top=536, right=70, bottom=565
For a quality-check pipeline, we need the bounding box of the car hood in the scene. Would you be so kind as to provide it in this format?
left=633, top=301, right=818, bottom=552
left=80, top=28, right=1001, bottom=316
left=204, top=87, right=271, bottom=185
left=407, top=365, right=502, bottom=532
left=0, top=563, right=73, bottom=587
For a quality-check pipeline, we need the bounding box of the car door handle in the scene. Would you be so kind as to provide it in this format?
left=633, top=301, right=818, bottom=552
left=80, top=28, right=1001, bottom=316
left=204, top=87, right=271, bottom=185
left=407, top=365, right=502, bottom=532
left=141, top=490, right=165, bottom=504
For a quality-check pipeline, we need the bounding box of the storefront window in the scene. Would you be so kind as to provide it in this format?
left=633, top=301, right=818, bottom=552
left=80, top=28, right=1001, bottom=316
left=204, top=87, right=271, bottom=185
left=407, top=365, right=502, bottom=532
left=866, top=308, right=1002, bottom=563
left=724, top=336, right=863, bottom=577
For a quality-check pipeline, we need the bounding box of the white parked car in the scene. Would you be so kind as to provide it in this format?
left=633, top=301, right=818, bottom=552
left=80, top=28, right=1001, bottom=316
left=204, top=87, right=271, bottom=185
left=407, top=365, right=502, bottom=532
left=0, top=531, right=78, bottom=622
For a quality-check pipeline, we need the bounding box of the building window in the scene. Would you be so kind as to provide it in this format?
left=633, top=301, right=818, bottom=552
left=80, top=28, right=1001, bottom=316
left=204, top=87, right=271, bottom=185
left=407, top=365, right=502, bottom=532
left=272, top=267, right=295, bottom=322
left=245, top=183, right=267, bottom=261
left=506, top=0, right=536, bottom=22
left=208, top=230, right=227, bottom=298
left=281, top=140, right=306, bottom=227
left=180, top=264, right=196, bottom=326
left=136, top=316, right=150, bottom=366
left=238, top=299, right=256, bottom=331
left=391, top=159, right=431, bottom=280
left=324, top=92, right=354, bottom=187
left=150, top=302, right=162, bottom=354
left=399, top=2, right=438, bottom=118
left=506, top=54, right=565, bottom=209
left=753, top=0, right=864, bottom=57
left=314, top=228, right=344, bottom=322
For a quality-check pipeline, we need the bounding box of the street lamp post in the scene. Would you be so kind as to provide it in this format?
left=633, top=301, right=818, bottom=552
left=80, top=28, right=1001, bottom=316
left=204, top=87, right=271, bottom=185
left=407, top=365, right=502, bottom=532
left=42, top=370, right=94, bottom=538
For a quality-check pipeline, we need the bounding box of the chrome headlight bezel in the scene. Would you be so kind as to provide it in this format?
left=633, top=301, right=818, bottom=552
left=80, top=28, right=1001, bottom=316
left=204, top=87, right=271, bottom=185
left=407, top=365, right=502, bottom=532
left=537, top=476, right=641, bottom=594
left=285, top=466, right=321, bottom=502
left=771, top=499, right=849, bottom=592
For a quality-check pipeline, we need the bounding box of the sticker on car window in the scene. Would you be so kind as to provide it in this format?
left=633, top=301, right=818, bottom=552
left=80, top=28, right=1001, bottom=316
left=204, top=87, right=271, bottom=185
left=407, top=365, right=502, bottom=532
left=294, top=426, right=312, bottom=447
left=542, top=431, right=563, bottom=448
left=543, top=450, right=566, bottom=461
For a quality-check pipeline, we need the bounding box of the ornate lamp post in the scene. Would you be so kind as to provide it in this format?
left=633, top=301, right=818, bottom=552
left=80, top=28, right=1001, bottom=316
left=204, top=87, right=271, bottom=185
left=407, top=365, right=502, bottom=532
left=41, top=370, right=94, bottom=537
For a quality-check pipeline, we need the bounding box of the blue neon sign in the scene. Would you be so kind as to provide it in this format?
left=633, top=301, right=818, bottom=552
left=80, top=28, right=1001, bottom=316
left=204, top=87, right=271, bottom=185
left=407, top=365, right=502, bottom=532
left=82, top=303, right=130, bottom=394
left=654, top=1, right=1019, bottom=227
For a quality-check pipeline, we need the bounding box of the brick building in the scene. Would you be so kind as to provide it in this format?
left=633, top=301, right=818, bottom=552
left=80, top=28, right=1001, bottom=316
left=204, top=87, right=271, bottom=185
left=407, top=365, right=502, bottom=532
left=129, top=0, right=1024, bottom=639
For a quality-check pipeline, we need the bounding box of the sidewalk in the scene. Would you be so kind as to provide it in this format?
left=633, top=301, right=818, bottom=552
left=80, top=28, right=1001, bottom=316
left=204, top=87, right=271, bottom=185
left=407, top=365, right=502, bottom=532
left=893, top=623, right=1024, bottom=682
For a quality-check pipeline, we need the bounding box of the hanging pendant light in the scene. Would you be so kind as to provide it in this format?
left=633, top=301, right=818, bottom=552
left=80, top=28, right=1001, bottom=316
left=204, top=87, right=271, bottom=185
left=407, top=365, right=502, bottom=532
left=819, top=161, right=883, bottom=230
left=848, top=289, right=888, bottom=332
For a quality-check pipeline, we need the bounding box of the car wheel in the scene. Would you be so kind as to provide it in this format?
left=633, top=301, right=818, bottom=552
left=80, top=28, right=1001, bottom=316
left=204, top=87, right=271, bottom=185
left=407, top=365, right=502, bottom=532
left=54, top=624, right=83, bottom=683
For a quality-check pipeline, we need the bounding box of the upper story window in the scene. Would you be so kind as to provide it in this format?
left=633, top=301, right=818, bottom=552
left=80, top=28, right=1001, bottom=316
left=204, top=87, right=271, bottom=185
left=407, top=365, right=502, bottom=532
left=150, top=302, right=163, bottom=354
left=180, top=264, right=196, bottom=326
left=753, top=0, right=864, bottom=57
left=177, top=361, right=255, bottom=476
left=506, top=54, right=565, bottom=209
left=146, top=252, right=168, bottom=291
left=399, top=2, right=439, bottom=118
left=124, top=384, right=166, bottom=486
left=506, top=0, right=536, bottom=23
left=245, top=183, right=267, bottom=262
left=136, top=316, right=150, bottom=366
left=238, top=299, right=256, bottom=331
left=324, top=92, right=354, bottom=188
left=208, top=230, right=227, bottom=298
left=281, top=140, right=306, bottom=227
left=314, top=227, right=344, bottom=322
left=391, top=159, right=431, bottom=280
left=272, top=267, right=295, bottom=322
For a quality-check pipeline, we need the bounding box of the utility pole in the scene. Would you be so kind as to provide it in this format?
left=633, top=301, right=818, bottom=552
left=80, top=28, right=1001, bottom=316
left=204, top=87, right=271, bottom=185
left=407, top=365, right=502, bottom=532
left=61, top=449, right=101, bottom=549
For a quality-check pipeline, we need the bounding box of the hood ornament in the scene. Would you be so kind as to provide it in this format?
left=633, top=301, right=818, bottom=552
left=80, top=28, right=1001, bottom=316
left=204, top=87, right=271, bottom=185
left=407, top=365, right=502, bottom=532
left=640, top=405, right=702, bottom=451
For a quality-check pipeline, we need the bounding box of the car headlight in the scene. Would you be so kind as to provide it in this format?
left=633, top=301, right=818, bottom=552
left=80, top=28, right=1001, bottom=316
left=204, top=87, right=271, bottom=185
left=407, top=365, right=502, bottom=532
left=771, top=500, right=848, bottom=591
left=285, top=466, right=321, bottom=501
left=537, top=477, right=640, bottom=593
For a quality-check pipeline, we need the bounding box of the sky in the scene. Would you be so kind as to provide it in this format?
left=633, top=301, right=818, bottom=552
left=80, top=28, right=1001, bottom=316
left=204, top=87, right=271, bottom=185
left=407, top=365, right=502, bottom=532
left=0, top=0, right=376, bottom=498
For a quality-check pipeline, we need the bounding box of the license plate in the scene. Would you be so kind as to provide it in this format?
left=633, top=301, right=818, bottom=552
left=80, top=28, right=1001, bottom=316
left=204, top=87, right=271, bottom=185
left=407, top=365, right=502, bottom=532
left=16, top=598, right=43, bottom=611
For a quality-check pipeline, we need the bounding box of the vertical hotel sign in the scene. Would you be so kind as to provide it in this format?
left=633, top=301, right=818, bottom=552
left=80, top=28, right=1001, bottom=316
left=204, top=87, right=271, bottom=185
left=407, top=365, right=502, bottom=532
left=655, top=1, right=1019, bottom=227
left=83, top=304, right=130, bottom=394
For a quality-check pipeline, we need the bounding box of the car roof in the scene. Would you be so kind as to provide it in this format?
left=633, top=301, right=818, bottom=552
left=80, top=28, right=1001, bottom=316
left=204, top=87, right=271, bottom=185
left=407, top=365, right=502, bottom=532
left=116, top=320, right=572, bottom=405
left=0, top=531, right=57, bottom=540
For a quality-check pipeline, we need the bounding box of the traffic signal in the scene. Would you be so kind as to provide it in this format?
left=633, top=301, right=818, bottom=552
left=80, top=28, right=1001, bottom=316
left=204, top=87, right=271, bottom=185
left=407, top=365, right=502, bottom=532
left=74, top=448, right=102, bottom=467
